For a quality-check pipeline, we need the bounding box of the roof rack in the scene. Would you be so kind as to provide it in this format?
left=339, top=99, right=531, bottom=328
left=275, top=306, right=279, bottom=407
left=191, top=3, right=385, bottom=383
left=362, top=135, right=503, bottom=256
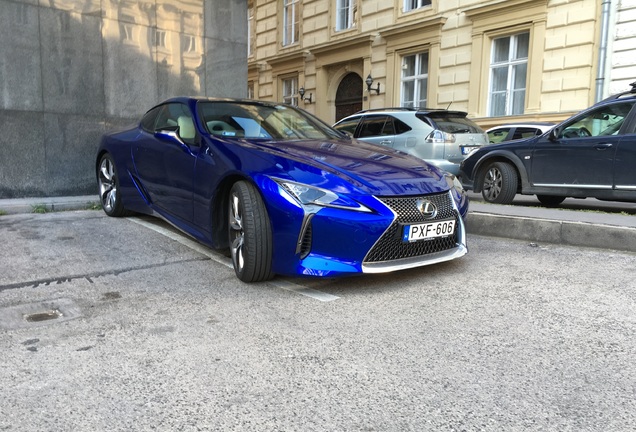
left=600, top=81, right=636, bottom=102
left=355, top=107, right=448, bottom=114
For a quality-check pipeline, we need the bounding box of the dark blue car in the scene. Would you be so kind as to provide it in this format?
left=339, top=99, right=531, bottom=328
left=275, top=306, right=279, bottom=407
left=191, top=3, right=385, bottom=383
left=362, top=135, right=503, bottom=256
left=460, top=83, right=636, bottom=207
left=96, top=98, right=468, bottom=282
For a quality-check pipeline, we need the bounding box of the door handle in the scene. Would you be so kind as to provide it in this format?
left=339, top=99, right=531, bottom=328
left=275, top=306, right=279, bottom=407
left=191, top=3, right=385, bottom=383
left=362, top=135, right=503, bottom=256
left=595, top=143, right=613, bottom=150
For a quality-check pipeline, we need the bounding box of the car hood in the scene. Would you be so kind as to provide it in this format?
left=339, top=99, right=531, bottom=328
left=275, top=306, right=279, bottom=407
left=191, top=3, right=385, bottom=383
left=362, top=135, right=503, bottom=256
left=241, top=138, right=450, bottom=196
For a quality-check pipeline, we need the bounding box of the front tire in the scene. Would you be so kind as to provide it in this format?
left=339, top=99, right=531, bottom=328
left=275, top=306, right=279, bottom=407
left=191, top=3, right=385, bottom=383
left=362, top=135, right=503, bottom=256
left=537, top=195, right=566, bottom=207
left=97, top=153, right=128, bottom=217
left=481, top=161, right=518, bottom=204
left=228, top=181, right=274, bottom=282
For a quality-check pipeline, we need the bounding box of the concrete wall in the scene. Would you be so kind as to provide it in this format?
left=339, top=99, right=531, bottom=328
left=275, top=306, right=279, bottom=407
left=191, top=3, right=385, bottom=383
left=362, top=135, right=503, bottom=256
left=0, top=0, right=247, bottom=198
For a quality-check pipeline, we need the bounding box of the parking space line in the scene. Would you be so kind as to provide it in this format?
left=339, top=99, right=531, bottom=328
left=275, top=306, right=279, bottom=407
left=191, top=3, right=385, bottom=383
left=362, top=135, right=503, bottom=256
left=268, top=280, right=339, bottom=302
left=129, top=217, right=339, bottom=302
left=129, top=217, right=233, bottom=269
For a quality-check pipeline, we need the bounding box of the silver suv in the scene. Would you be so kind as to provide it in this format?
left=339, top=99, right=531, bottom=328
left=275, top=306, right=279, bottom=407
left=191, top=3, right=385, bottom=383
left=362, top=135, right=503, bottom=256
left=333, top=108, right=488, bottom=175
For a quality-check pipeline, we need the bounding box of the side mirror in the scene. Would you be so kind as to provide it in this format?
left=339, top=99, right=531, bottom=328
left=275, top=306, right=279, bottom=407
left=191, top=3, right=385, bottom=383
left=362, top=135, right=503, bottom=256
left=548, top=128, right=559, bottom=142
left=155, top=129, right=186, bottom=147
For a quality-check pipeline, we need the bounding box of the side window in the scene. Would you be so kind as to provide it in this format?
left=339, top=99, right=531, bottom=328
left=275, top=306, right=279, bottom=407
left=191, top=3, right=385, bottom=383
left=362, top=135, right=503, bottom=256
left=140, top=106, right=162, bottom=132
left=155, top=103, right=197, bottom=144
left=560, top=102, right=635, bottom=139
left=334, top=118, right=360, bottom=136
left=358, top=116, right=388, bottom=138
left=488, top=127, right=510, bottom=143
left=513, top=127, right=541, bottom=140
left=392, top=117, right=412, bottom=135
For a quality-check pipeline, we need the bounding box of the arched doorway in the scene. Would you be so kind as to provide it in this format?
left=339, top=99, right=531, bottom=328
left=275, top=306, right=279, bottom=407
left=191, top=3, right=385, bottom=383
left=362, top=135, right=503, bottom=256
left=335, top=73, right=363, bottom=122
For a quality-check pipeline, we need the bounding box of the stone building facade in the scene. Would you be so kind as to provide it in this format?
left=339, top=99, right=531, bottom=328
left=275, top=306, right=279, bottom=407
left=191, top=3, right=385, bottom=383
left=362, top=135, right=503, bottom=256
left=248, top=0, right=636, bottom=129
left=0, top=0, right=247, bottom=198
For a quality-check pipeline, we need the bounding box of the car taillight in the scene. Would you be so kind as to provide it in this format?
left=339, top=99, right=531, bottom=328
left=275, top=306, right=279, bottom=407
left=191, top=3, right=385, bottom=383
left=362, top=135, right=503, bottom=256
left=426, top=129, right=456, bottom=143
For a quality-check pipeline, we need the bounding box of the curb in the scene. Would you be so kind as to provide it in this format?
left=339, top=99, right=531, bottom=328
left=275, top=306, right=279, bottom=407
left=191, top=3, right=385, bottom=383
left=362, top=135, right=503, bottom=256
left=0, top=195, right=100, bottom=215
left=466, top=211, right=636, bottom=254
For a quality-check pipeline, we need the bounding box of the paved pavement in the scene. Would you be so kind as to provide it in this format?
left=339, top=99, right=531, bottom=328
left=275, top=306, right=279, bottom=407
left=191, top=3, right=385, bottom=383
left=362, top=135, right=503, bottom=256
left=1, top=192, right=635, bottom=254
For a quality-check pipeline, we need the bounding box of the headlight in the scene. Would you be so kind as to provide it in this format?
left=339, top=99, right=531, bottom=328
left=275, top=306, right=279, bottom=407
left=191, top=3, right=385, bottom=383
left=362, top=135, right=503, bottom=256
left=444, top=173, right=464, bottom=194
left=273, top=178, right=371, bottom=212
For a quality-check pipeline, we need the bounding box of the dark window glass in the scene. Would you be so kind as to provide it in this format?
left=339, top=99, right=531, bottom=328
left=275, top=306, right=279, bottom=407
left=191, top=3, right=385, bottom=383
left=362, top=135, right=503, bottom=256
left=393, top=117, right=412, bottom=135
left=560, top=101, right=636, bottom=139
left=358, top=116, right=388, bottom=137
left=513, top=127, right=542, bottom=140
left=333, top=118, right=361, bottom=136
left=421, top=113, right=482, bottom=134
left=140, top=106, right=162, bottom=132
left=154, top=103, right=196, bottom=144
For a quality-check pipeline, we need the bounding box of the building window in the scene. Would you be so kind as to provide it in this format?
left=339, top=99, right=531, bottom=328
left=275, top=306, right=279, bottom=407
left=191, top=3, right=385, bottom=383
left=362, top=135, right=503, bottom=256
left=248, top=81, right=255, bottom=99
left=283, top=0, right=299, bottom=46
left=248, top=5, right=254, bottom=57
left=401, top=52, right=428, bottom=108
left=120, top=14, right=136, bottom=43
left=282, top=77, right=298, bottom=105
left=489, top=32, right=529, bottom=116
left=404, top=0, right=432, bottom=12
left=183, top=35, right=196, bottom=53
left=336, top=0, right=356, bottom=31
left=153, top=29, right=167, bottom=48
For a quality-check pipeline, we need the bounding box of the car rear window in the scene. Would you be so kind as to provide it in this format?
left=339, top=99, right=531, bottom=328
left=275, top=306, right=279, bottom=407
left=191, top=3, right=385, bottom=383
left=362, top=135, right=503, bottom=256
left=417, top=112, right=483, bottom=134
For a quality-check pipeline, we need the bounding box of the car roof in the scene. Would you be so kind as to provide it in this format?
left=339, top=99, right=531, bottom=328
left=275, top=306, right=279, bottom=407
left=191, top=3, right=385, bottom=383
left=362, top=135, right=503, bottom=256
left=599, top=81, right=636, bottom=103
left=346, top=107, right=468, bottom=117
left=487, top=122, right=555, bottom=131
left=144, top=97, right=295, bottom=114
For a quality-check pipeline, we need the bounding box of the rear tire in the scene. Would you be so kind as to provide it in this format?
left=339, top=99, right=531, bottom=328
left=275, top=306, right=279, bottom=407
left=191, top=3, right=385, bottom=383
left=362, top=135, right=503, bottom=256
left=536, top=195, right=566, bottom=207
left=228, top=181, right=274, bottom=282
left=97, top=153, right=129, bottom=217
left=481, top=161, right=518, bottom=204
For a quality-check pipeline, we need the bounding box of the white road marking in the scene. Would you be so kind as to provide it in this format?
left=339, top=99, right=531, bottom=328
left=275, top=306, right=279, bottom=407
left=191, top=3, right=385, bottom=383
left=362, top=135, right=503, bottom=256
left=129, top=217, right=339, bottom=302
left=269, top=279, right=339, bottom=302
left=130, top=217, right=233, bottom=268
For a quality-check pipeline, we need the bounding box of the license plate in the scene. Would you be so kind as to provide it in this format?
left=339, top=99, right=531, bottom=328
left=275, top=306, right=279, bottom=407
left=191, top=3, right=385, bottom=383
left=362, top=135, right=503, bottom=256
left=402, top=219, right=455, bottom=242
left=461, top=146, right=478, bottom=155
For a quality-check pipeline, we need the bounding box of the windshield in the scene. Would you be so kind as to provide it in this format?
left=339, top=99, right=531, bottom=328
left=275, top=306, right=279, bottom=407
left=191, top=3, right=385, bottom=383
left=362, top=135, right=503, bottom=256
left=198, top=101, right=342, bottom=140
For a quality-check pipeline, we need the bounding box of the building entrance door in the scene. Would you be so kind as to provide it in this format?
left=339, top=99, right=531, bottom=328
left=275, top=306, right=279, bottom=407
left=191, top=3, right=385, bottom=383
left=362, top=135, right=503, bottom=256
left=335, top=73, right=363, bottom=122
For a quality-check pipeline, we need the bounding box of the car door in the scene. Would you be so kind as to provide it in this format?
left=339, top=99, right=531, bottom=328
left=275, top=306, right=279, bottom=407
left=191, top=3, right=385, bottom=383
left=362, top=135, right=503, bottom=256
left=612, top=108, right=636, bottom=192
left=356, top=115, right=395, bottom=148
left=133, top=102, right=198, bottom=223
left=529, top=102, right=634, bottom=189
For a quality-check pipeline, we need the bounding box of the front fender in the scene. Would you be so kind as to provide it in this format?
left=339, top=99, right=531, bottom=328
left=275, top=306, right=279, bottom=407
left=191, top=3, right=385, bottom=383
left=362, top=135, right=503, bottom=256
left=472, top=150, right=530, bottom=193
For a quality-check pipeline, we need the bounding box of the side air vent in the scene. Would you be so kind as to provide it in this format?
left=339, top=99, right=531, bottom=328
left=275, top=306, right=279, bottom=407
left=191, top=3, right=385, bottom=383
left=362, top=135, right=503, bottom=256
left=297, top=215, right=314, bottom=259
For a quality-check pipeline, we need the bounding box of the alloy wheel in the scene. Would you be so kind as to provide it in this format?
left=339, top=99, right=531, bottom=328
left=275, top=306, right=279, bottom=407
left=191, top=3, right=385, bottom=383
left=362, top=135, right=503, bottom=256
left=229, top=192, right=245, bottom=273
left=483, top=166, right=502, bottom=201
left=98, top=157, right=117, bottom=213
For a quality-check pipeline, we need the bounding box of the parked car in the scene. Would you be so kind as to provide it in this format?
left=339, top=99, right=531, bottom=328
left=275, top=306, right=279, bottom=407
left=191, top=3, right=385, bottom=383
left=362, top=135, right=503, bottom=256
left=459, top=82, right=636, bottom=206
left=333, top=108, right=488, bottom=175
left=486, top=122, right=555, bottom=143
left=97, top=98, right=468, bottom=282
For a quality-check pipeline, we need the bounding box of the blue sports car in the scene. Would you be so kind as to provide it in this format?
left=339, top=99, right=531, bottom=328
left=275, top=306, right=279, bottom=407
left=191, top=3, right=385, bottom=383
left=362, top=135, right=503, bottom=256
left=96, top=98, right=468, bottom=282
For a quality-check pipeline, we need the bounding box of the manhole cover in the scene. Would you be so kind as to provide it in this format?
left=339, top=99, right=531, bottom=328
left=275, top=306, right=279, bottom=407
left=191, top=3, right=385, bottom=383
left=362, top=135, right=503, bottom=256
left=24, top=310, right=62, bottom=322
left=0, top=299, right=81, bottom=330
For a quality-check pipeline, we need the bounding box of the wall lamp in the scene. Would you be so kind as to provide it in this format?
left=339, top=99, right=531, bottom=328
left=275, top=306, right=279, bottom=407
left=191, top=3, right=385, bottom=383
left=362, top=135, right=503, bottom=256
left=298, top=87, right=313, bottom=104
left=366, top=74, right=381, bottom=95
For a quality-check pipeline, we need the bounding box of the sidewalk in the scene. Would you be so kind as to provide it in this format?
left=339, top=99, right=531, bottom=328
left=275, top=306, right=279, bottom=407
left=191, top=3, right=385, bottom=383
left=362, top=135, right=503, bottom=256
left=0, top=195, right=99, bottom=215
left=1, top=194, right=635, bottom=254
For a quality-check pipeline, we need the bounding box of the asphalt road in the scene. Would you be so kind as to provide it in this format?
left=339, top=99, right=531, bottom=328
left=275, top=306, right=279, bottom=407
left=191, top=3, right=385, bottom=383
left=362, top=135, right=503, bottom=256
left=1, top=210, right=636, bottom=431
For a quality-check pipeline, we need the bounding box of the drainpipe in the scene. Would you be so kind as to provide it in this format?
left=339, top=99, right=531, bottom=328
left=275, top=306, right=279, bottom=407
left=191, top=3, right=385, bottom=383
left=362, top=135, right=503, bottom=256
left=596, top=0, right=612, bottom=102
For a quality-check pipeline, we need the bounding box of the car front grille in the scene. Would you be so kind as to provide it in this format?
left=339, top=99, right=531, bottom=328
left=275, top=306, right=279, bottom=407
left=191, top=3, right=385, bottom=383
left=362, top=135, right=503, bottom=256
left=364, top=191, right=460, bottom=263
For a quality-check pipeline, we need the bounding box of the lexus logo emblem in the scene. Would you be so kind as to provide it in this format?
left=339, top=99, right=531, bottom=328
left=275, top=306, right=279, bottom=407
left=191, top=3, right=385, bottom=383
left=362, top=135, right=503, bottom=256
left=416, top=198, right=437, bottom=219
